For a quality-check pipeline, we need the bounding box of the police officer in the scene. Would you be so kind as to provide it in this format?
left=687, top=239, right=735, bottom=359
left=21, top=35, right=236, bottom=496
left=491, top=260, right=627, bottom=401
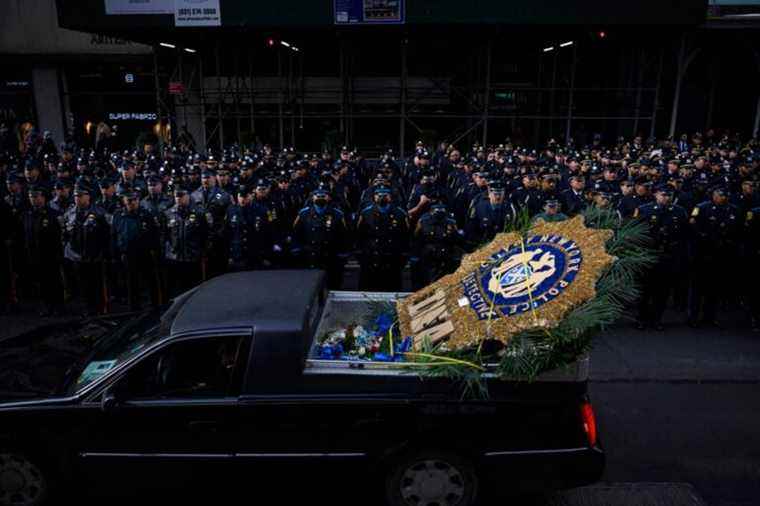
left=164, top=185, right=209, bottom=297
left=192, top=170, right=231, bottom=278
left=533, top=199, right=568, bottom=223
left=23, top=185, right=63, bottom=315
left=96, top=178, right=121, bottom=225
left=356, top=186, right=409, bottom=291
left=411, top=202, right=461, bottom=289
left=226, top=185, right=254, bottom=271
left=688, top=186, right=741, bottom=327
left=248, top=178, right=282, bottom=269
left=112, top=191, right=161, bottom=310
left=744, top=205, right=760, bottom=331
left=4, top=173, right=27, bottom=300
left=292, top=186, right=348, bottom=288
left=560, top=175, right=587, bottom=216
left=465, top=180, right=517, bottom=248
left=510, top=172, right=543, bottom=216
left=634, top=185, right=689, bottom=330
left=62, top=183, right=109, bottom=317
left=617, top=179, right=642, bottom=219
left=141, top=176, right=172, bottom=219
left=50, top=180, right=73, bottom=217
left=407, top=168, right=446, bottom=224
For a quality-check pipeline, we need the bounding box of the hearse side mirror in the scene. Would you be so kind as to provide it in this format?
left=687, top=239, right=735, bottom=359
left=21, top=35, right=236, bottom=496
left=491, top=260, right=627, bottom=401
left=100, top=387, right=121, bottom=413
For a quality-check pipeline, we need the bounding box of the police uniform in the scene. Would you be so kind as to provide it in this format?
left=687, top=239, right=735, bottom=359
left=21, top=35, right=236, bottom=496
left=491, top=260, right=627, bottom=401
left=356, top=189, right=409, bottom=291
left=465, top=190, right=517, bottom=248
left=559, top=186, right=586, bottom=216
left=191, top=176, right=232, bottom=278
left=634, top=194, right=689, bottom=329
left=63, top=188, right=110, bottom=316
left=688, top=191, right=741, bottom=326
left=248, top=189, right=282, bottom=269
left=112, top=194, right=162, bottom=310
left=22, top=187, right=63, bottom=315
left=226, top=192, right=255, bottom=272
left=292, top=196, right=348, bottom=289
left=744, top=206, right=760, bottom=329
left=163, top=198, right=209, bottom=297
left=510, top=181, right=543, bottom=217
left=411, top=205, right=461, bottom=289
left=3, top=176, right=28, bottom=300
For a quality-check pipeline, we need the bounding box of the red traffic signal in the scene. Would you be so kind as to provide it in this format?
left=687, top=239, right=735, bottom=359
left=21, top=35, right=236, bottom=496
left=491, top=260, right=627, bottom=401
left=266, top=37, right=276, bottom=47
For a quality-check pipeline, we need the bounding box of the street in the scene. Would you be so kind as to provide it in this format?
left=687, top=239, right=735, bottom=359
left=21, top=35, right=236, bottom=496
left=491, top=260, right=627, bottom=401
left=1, top=305, right=758, bottom=506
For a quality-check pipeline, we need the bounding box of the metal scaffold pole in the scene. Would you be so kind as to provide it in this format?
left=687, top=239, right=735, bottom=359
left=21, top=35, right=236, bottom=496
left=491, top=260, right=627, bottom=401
left=482, top=38, right=492, bottom=147
left=399, top=37, right=407, bottom=159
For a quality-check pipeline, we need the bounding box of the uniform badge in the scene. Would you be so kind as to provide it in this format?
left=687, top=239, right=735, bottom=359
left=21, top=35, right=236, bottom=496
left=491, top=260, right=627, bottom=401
left=747, top=211, right=754, bottom=221
left=691, top=207, right=699, bottom=217
left=189, top=214, right=197, bottom=223
left=326, top=217, right=332, bottom=229
left=464, top=236, right=581, bottom=319
left=42, top=219, right=49, bottom=227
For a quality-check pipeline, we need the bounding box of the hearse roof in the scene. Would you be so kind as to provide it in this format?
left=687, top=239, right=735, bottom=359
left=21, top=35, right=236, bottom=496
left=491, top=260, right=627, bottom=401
left=170, top=270, right=325, bottom=336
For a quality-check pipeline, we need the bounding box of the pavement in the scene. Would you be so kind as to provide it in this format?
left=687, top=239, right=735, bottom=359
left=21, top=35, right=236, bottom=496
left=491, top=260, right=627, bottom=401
left=586, top=312, right=760, bottom=506
left=1, top=295, right=759, bottom=505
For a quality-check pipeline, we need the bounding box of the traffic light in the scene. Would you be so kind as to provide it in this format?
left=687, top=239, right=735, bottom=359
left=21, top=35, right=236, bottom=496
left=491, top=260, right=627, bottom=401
left=266, top=37, right=276, bottom=48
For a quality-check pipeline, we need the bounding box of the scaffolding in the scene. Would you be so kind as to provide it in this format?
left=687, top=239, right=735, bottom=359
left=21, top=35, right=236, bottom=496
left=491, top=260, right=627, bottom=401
left=153, top=29, right=759, bottom=154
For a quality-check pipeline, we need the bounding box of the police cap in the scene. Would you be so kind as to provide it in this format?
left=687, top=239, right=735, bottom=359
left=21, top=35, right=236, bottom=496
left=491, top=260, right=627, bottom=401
left=655, top=184, right=673, bottom=195
left=27, top=184, right=46, bottom=198
left=73, top=184, right=90, bottom=196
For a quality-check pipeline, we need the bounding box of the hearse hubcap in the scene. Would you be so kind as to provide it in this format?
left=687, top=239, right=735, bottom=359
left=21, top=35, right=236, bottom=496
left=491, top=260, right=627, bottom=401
left=400, top=459, right=465, bottom=506
left=0, top=454, right=46, bottom=506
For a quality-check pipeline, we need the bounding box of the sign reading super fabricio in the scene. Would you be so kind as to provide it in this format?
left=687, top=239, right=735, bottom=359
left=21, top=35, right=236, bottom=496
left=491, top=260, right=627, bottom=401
left=174, top=0, right=221, bottom=26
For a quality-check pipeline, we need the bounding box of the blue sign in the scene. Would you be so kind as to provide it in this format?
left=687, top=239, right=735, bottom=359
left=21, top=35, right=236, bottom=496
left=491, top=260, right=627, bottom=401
left=461, top=234, right=583, bottom=320
left=334, top=0, right=405, bottom=24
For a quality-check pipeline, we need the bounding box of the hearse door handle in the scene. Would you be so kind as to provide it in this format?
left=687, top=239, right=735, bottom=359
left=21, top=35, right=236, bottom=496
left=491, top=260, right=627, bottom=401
left=188, top=421, right=219, bottom=433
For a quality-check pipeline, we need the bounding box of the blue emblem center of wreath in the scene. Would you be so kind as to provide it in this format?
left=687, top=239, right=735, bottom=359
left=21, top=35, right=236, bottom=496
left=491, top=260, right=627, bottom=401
left=460, top=235, right=583, bottom=320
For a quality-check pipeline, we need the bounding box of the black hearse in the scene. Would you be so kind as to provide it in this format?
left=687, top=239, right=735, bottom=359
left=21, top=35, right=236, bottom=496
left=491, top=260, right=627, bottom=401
left=0, top=271, right=603, bottom=506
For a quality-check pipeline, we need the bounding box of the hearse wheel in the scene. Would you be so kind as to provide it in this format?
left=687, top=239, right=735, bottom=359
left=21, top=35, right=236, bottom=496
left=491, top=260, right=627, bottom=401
left=0, top=453, right=49, bottom=506
left=386, top=451, right=478, bottom=506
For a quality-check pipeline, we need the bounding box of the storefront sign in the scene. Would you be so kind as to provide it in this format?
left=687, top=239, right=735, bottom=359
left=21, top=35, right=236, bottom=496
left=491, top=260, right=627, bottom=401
left=168, top=82, right=186, bottom=94
left=108, top=112, right=158, bottom=121
left=334, top=0, right=405, bottom=24
left=104, top=0, right=174, bottom=15
left=174, top=0, right=222, bottom=26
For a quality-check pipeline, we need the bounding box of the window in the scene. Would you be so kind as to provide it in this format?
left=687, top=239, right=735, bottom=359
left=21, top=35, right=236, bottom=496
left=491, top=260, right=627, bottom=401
left=114, top=335, right=249, bottom=400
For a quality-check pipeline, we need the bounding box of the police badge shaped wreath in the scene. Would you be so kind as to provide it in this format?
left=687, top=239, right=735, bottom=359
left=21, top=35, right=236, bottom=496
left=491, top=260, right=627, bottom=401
left=397, top=209, right=653, bottom=386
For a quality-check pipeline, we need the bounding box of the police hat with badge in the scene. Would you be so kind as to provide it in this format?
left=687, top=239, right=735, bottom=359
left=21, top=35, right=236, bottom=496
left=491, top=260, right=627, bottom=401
left=27, top=183, right=48, bottom=200
left=73, top=180, right=91, bottom=197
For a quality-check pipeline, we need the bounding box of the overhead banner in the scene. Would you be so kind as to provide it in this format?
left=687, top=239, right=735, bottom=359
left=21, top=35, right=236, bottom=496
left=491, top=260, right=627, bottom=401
left=104, top=0, right=174, bottom=15
left=174, top=0, right=222, bottom=26
left=334, top=0, right=405, bottom=24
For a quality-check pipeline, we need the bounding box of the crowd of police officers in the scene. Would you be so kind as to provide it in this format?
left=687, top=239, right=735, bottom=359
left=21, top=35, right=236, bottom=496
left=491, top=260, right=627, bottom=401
left=1, top=130, right=759, bottom=331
